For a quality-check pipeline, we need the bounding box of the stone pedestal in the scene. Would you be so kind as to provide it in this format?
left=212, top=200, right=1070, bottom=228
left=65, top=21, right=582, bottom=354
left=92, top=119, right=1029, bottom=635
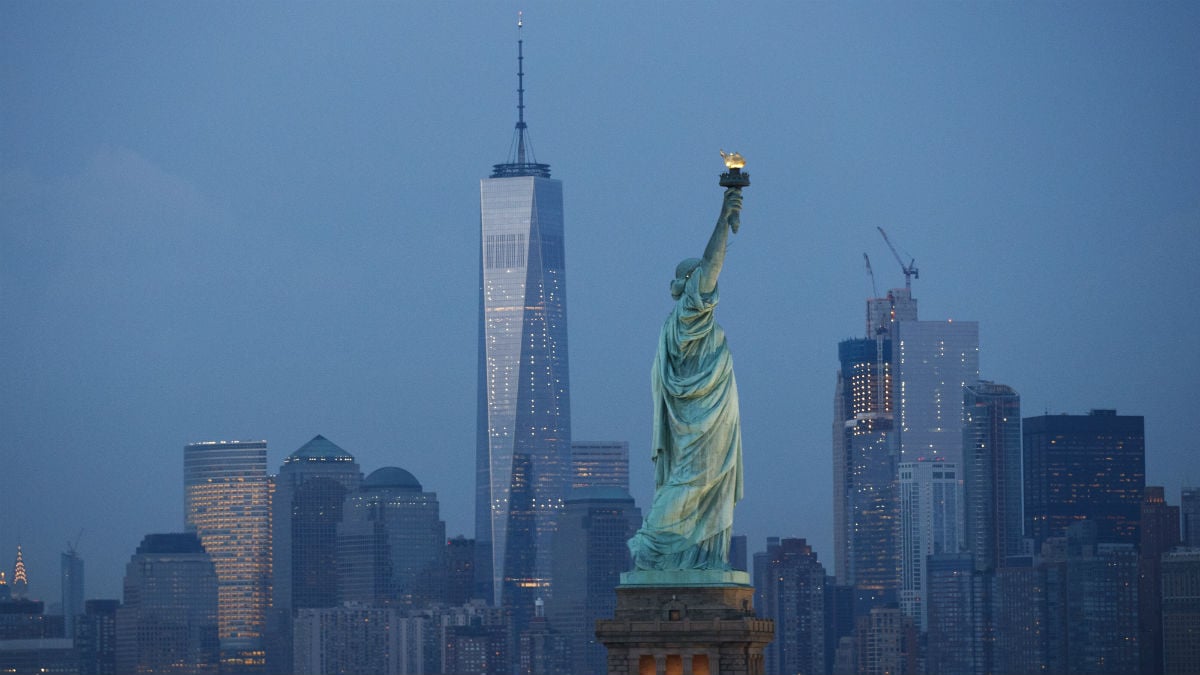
left=595, top=573, right=774, bottom=675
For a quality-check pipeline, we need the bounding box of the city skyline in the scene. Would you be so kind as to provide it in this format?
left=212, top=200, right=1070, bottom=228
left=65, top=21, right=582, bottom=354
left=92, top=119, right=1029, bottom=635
left=2, top=3, right=1199, bottom=601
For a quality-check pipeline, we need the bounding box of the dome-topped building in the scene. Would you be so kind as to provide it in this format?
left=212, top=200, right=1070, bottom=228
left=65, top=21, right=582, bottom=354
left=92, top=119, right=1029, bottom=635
left=339, top=466, right=446, bottom=608
left=363, top=466, right=422, bottom=491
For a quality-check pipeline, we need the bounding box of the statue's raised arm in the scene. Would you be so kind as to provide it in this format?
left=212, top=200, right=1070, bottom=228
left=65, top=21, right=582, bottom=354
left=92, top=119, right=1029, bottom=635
left=698, top=188, right=743, bottom=293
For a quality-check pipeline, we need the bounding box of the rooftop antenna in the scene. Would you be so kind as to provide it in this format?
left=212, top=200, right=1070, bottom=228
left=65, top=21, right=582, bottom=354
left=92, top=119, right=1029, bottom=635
left=491, top=11, right=550, bottom=179
left=516, top=11, right=527, bottom=165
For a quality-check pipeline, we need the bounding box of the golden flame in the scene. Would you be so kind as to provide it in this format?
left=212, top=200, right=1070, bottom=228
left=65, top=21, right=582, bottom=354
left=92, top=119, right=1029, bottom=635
left=720, top=149, right=746, bottom=170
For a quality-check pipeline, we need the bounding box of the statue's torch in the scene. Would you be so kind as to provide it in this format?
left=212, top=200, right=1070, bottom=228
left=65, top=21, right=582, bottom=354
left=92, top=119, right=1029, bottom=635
left=719, top=150, right=750, bottom=189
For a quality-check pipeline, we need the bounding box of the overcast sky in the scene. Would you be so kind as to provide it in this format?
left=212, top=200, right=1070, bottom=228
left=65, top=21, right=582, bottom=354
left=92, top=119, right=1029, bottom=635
left=3, top=2, right=1198, bottom=601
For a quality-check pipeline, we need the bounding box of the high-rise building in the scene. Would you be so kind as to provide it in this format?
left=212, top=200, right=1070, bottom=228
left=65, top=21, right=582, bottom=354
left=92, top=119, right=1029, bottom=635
left=924, top=552, right=980, bottom=675
left=852, top=605, right=918, bottom=675
left=183, top=440, right=271, bottom=671
left=76, top=599, right=119, bottom=675
left=337, top=466, right=446, bottom=609
left=476, top=24, right=571, bottom=628
left=833, top=337, right=899, bottom=606
left=548, top=487, right=640, bottom=675
left=1064, top=528, right=1139, bottom=675
left=273, top=435, right=363, bottom=611
left=61, top=548, right=84, bottom=637
left=269, top=435, right=362, bottom=674
left=730, top=534, right=748, bottom=573
left=293, top=605, right=403, bottom=675
left=1138, top=486, right=1180, bottom=675
left=1022, top=410, right=1145, bottom=547
left=445, top=536, right=477, bottom=606
left=898, top=459, right=962, bottom=630
left=962, top=382, right=1022, bottom=572
left=893, top=319, right=980, bottom=466
left=753, top=537, right=827, bottom=675
left=1161, top=548, right=1200, bottom=675
left=115, top=533, right=220, bottom=675
left=1181, top=486, right=1200, bottom=546
left=569, top=441, right=629, bottom=491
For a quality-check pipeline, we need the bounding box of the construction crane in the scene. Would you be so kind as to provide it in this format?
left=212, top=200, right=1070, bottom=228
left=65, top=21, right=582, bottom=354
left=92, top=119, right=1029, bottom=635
left=877, top=226, right=919, bottom=290
left=863, top=253, right=878, bottom=298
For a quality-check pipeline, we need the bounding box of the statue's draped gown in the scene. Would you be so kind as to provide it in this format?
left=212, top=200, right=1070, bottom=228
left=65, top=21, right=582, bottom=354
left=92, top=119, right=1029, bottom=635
left=629, top=263, right=743, bottom=570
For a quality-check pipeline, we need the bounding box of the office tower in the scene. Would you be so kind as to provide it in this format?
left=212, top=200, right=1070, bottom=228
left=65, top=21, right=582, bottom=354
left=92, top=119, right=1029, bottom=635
left=444, top=619, right=510, bottom=675
left=273, top=435, right=363, bottom=610
left=476, top=25, right=571, bottom=624
left=76, top=599, right=119, bottom=675
left=269, top=435, right=362, bottom=674
left=518, top=600, right=571, bottom=675
left=61, top=548, right=83, bottom=637
left=898, top=459, right=962, bottom=630
left=10, top=546, right=27, bottom=599
left=924, top=552, right=978, bottom=675
left=730, top=534, right=748, bottom=572
left=833, top=337, right=900, bottom=605
left=1182, top=486, right=1200, bottom=546
left=183, top=440, right=271, bottom=672
left=1161, top=549, right=1200, bottom=675
left=445, top=536, right=477, bottom=606
left=405, top=600, right=509, bottom=675
left=993, top=562, right=1065, bottom=675
left=1138, top=486, right=1180, bottom=675
left=1022, top=410, right=1145, bottom=547
left=337, top=466, right=447, bottom=609
left=753, top=537, right=826, bottom=675
left=570, top=441, right=629, bottom=491
left=548, top=487, right=640, bottom=675
left=825, top=580, right=856, bottom=675
left=293, top=605, right=403, bottom=675
left=0, top=596, right=59, bottom=639
left=115, top=533, right=219, bottom=675
left=852, top=605, right=917, bottom=675
left=894, top=319, right=980, bottom=466
left=962, top=382, right=1022, bottom=573
left=1063, top=525, right=1139, bottom=675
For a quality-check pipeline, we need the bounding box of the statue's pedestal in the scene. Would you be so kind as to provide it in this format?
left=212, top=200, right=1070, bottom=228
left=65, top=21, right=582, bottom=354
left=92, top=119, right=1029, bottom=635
left=595, top=572, right=774, bottom=675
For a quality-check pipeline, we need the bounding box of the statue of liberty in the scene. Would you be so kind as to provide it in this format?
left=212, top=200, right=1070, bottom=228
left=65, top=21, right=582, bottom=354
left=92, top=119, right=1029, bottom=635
left=628, top=166, right=745, bottom=572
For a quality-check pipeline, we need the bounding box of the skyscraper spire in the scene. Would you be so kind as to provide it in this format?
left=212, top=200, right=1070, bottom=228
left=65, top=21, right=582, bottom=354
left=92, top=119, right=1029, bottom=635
left=516, top=11, right=526, bottom=165
left=492, top=12, right=550, bottom=178
left=11, top=545, right=28, bottom=599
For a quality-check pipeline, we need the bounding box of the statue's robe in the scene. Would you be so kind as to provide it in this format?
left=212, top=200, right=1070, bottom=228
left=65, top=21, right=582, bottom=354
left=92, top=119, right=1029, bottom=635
left=629, top=263, right=743, bottom=570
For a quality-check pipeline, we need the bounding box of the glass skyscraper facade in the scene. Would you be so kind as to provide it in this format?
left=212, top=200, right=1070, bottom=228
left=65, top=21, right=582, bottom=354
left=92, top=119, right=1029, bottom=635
left=116, top=533, right=220, bottom=675
left=1022, top=410, right=1145, bottom=547
left=60, top=549, right=83, bottom=638
left=183, top=440, right=271, bottom=669
left=337, top=466, right=446, bottom=608
left=962, top=382, right=1023, bottom=572
left=894, top=319, right=980, bottom=465
left=898, top=459, right=962, bottom=631
left=475, top=29, right=571, bottom=628
left=833, top=337, right=899, bottom=603
left=548, top=487, right=640, bottom=675
left=570, top=441, right=629, bottom=491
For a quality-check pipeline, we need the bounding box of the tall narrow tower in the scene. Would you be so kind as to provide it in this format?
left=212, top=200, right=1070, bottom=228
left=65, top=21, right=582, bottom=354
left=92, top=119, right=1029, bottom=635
left=476, top=15, right=571, bottom=628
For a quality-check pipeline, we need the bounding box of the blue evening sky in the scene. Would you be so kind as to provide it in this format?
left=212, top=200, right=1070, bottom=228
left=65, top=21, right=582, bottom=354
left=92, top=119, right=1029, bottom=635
left=2, top=2, right=1197, bottom=600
